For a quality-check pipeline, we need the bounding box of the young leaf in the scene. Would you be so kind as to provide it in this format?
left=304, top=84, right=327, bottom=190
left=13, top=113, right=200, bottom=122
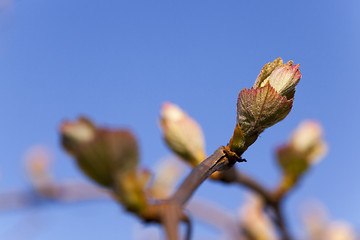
left=237, top=83, right=293, bottom=147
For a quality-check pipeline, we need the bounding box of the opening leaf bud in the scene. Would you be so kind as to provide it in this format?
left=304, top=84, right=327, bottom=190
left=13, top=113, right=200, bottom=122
left=230, top=58, right=301, bottom=156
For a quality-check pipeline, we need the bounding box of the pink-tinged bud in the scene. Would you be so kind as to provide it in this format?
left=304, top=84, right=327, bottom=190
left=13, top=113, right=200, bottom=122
left=230, top=58, right=301, bottom=156
left=159, top=102, right=206, bottom=166
left=254, top=57, right=283, bottom=85
left=254, top=58, right=301, bottom=99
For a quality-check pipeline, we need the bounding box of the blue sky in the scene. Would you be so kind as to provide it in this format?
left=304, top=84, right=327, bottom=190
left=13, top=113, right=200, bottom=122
left=0, top=0, right=359, bottom=239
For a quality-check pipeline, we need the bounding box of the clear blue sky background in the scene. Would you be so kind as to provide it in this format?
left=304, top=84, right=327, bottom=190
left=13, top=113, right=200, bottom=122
left=0, top=0, right=359, bottom=239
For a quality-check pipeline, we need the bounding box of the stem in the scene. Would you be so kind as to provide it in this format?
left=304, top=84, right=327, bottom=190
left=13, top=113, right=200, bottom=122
left=139, top=145, right=292, bottom=240
left=162, top=204, right=180, bottom=240
left=121, top=146, right=230, bottom=240
left=161, top=203, right=192, bottom=240
left=183, top=217, right=192, bottom=240
left=273, top=201, right=291, bottom=240
left=219, top=167, right=276, bottom=205
left=161, top=146, right=234, bottom=240
left=171, top=146, right=235, bottom=206
left=139, top=201, right=189, bottom=240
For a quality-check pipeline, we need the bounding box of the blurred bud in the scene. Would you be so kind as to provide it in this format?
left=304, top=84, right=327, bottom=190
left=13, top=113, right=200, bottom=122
left=148, top=157, right=185, bottom=199
left=290, top=121, right=327, bottom=163
left=61, top=117, right=139, bottom=188
left=159, top=102, right=206, bottom=166
left=302, top=202, right=357, bottom=240
left=277, top=120, right=327, bottom=193
left=114, top=171, right=148, bottom=213
left=24, top=145, right=58, bottom=198
left=61, top=117, right=148, bottom=212
left=239, top=194, right=277, bottom=240
left=230, top=58, right=301, bottom=155
left=323, top=222, right=357, bottom=240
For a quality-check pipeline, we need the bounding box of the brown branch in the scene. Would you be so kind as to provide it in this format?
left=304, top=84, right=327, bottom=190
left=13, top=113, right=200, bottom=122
left=149, top=146, right=236, bottom=240
left=140, top=145, right=292, bottom=240
left=161, top=203, right=181, bottom=240
left=162, top=205, right=191, bottom=240
left=171, top=146, right=235, bottom=206
left=218, top=167, right=276, bottom=205
left=138, top=201, right=190, bottom=240
left=163, top=145, right=293, bottom=240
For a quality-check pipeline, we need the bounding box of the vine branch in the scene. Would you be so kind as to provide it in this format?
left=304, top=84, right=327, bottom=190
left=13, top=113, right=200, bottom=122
left=171, top=146, right=235, bottom=206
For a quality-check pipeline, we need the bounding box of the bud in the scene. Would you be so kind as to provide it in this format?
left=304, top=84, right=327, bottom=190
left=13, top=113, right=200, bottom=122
left=302, top=202, right=328, bottom=240
left=60, top=117, right=139, bottom=188
left=277, top=120, right=327, bottom=193
left=254, top=58, right=301, bottom=100
left=302, top=203, right=357, bottom=240
left=159, top=102, right=206, bottom=166
left=290, top=121, right=327, bottom=163
left=24, top=145, right=58, bottom=198
left=323, top=222, right=356, bottom=240
left=239, top=194, right=277, bottom=240
left=148, top=157, right=185, bottom=199
left=61, top=117, right=96, bottom=155
left=229, top=58, right=301, bottom=156
left=61, top=117, right=148, bottom=212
